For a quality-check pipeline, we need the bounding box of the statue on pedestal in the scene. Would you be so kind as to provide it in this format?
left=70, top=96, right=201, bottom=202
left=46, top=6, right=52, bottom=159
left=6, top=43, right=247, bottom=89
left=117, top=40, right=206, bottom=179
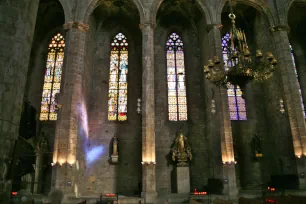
left=112, top=135, right=118, bottom=156
left=172, top=129, right=192, bottom=166
left=252, top=134, right=263, bottom=158
left=111, top=134, right=119, bottom=164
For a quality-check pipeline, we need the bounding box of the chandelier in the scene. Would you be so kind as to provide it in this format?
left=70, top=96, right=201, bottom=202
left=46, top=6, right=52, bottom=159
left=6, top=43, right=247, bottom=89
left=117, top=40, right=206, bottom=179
left=203, top=0, right=277, bottom=97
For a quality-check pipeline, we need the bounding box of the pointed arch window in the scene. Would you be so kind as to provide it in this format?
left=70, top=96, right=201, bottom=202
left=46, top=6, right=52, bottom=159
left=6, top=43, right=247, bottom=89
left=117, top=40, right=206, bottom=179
left=222, top=33, right=247, bottom=120
left=166, top=33, right=188, bottom=121
left=39, top=33, right=65, bottom=121
left=290, top=44, right=306, bottom=117
left=108, top=33, right=128, bottom=121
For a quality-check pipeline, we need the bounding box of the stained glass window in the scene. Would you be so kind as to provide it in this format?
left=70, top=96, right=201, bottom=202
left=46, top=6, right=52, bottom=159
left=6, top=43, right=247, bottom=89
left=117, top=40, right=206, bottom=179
left=222, top=33, right=247, bottom=120
left=166, top=33, right=188, bottom=121
left=290, top=44, right=306, bottom=117
left=40, top=33, right=65, bottom=121
left=108, top=33, right=128, bottom=121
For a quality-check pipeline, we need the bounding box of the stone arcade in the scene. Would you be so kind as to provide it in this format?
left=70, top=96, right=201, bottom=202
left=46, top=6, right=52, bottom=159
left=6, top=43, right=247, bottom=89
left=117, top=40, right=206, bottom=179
left=1, top=0, right=306, bottom=203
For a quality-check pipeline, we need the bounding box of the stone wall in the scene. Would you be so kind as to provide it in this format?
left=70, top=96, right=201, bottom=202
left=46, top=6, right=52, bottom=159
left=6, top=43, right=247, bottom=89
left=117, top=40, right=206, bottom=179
left=255, top=9, right=297, bottom=178
left=0, top=0, right=40, bottom=201
left=3, top=0, right=306, bottom=201
left=154, top=22, right=209, bottom=193
left=221, top=4, right=297, bottom=188
left=84, top=23, right=142, bottom=195
left=22, top=0, right=66, bottom=194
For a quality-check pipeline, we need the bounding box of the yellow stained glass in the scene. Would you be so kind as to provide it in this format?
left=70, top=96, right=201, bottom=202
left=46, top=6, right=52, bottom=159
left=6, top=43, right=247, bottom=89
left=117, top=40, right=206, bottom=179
left=40, top=33, right=65, bottom=121
left=108, top=33, right=128, bottom=121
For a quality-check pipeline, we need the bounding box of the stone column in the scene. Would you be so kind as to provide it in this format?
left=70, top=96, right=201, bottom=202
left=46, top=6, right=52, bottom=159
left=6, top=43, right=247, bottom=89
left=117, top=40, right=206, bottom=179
left=0, top=0, right=39, bottom=202
left=140, top=22, right=157, bottom=203
left=51, top=22, right=89, bottom=195
left=207, top=24, right=238, bottom=199
left=290, top=41, right=306, bottom=114
left=239, top=87, right=263, bottom=189
left=271, top=25, right=306, bottom=186
left=33, top=151, right=43, bottom=194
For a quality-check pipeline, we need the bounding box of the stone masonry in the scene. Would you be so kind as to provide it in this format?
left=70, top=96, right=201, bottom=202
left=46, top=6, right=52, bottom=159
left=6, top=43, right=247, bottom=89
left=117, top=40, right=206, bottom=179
left=1, top=0, right=306, bottom=204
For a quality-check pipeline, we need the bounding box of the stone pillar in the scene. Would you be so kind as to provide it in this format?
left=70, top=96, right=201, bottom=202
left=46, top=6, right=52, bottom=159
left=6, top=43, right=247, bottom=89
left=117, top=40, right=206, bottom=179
left=271, top=25, right=306, bottom=186
left=290, top=41, right=306, bottom=114
left=207, top=24, right=238, bottom=199
left=239, top=87, right=263, bottom=188
left=51, top=22, right=89, bottom=195
left=0, top=0, right=39, bottom=202
left=33, top=151, right=43, bottom=194
left=140, top=22, right=157, bottom=203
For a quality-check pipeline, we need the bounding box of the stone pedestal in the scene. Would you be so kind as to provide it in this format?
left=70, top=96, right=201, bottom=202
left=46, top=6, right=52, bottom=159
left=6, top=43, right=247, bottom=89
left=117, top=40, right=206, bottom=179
left=142, top=163, right=157, bottom=203
left=176, top=166, right=190, bottom=193
left=111, top=155, right=119, bottom=164
left=296, top=157, right=306, bottom=188
left=223, top=164, right=238, bottom=200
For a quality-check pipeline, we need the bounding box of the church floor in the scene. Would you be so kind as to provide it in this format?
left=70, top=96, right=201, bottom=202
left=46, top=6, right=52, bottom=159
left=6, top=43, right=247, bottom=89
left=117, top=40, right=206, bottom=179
left=30, top=189, right=306, bottom=204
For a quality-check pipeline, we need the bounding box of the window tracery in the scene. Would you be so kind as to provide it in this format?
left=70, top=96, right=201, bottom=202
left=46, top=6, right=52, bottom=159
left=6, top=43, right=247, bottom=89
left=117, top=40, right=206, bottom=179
left=40, top=33, right=65, bottom=121
left=166, top=33, right=188, bottom=121
left=108, top=33, right=128, bottom=121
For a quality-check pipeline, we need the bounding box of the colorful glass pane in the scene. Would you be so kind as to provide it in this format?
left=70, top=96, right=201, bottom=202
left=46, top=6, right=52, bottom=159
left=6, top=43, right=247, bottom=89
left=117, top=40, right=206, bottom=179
left=222, top=33, right=247, bottom=120
left=290, top=44, right=306, bottom=118
left=166, top=33, right=188, bottom=121
left=40, top=33, right=65, bottom=121
left=108, top=33, right=128, bottom=121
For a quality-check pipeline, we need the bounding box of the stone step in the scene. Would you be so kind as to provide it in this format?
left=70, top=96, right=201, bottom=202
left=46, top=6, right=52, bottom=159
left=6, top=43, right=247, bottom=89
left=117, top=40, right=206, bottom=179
left=68, top=196, right=143, bottom=204
left=157, top=193, right=190, bottom=204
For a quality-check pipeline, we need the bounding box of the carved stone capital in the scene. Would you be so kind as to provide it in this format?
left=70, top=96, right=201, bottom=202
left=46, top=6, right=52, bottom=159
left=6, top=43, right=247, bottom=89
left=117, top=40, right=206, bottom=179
left=206, top=24, right=223, bottom=32
left=270, top=24, right=290, bottom=33
left=63, top=22, right=89, bottom=32
left=139, top=23, right=156, bottom=30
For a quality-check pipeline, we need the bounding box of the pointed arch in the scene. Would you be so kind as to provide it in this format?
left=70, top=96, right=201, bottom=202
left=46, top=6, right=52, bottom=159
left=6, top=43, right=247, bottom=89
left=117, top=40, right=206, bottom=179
left=84, top=0, right=144, bottom=25
left=40, top=33, right=65, bottom=121
left=166, top=32, right=188, bottom=121
left=216, top=0, right=275, bottom=26
left=222, top=33, right=247, bottom=120
left=108, top=33, right=129, bottom=121
left=152, top=0, right=212, bottom=25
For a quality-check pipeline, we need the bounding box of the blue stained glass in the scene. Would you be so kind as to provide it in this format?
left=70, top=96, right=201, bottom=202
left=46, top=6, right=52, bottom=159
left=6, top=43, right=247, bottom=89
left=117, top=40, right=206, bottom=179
left=222, top=33, right=247, bottom=121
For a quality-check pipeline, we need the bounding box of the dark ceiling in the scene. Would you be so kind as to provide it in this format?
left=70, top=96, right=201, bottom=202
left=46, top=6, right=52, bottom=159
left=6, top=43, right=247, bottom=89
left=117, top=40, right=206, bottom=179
left=92, top=0, right=141, bottom=38
left=221, top=3, right=259, bottom=34
left=156, top=0, right=204, bottom=29
left=36, top=0, right=65, bottom=36
left=288, top=2, right=306, bottom=32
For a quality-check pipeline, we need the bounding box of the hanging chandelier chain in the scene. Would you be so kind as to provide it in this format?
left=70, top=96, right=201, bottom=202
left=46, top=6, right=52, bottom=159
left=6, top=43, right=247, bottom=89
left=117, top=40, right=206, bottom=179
left=228, top=0, right=234, bottom=15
